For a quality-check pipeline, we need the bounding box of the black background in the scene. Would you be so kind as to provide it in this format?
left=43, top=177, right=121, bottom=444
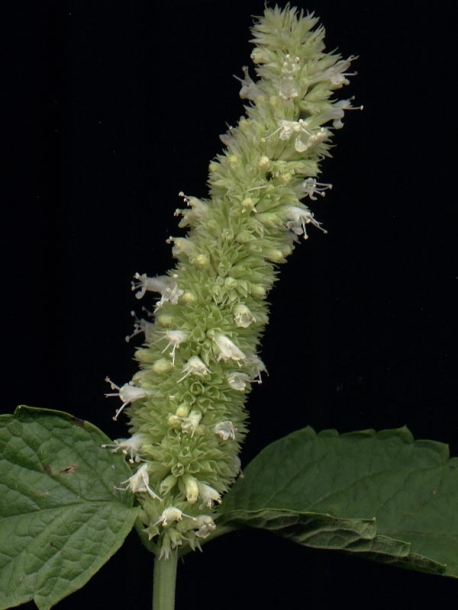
left=2, top=0, right=457, bottom=608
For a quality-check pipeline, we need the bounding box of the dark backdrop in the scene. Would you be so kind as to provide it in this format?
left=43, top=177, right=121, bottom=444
left=3, top=0, right=457, bottom=608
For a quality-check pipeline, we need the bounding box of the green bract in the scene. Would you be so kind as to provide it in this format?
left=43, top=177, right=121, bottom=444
left=104, top=5, right=360, bottom=558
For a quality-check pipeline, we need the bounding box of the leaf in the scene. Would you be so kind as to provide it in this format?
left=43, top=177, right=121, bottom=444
left=217, top=426, right=458, bottom=578
left=0, top=406, right=139, bottom=610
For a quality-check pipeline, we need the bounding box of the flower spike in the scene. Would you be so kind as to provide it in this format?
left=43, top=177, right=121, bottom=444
left=104, top=6, right=359, bottom=558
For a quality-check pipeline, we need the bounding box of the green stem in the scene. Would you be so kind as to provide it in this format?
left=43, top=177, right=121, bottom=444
left=152, top=552, right=178, bottom=610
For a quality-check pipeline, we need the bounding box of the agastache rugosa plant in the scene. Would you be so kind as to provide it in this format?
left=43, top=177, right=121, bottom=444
left=103, top=4, right=359, bottom=560
left=1, top=6, right=457, bottom=610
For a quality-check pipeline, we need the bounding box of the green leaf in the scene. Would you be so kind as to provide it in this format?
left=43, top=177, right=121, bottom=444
left=0, top=406, right=139, bottom=610
left=217, top=426, right=458, bottom=578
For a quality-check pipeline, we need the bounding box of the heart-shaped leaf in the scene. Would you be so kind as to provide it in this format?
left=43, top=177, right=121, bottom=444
left=217, top=426, right=458, bottom=578
left=0, top=406, right=139, bottom=610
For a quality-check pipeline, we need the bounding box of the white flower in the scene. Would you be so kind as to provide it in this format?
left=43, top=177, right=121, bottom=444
left=227, top=371, right=251, bottom=391
left=119, top=463, right=162, bottom=500
left=194, top=515, right=216, bottom=539
left=131, top=272, right=183, bottom=307
left=125, top=310, right=155, bottom=343
left=319, top=97, right=363, bottom=129
left=279, top=119, right=308, bottom=140
left=166, top=236, right=197, bottom=259
left=262, top=120, right=329, bottom=153
left=178, top=356, right=210, bottom=382
left=183, top=475, right=199, bottom=504
left=284, top=205, right=327, bottom=240
left=278, top=54, right=300, bottom=100
left=246, top=354, right=268, bottom=383
left=214, top=333, right=246, bottom=363
left=294, top=127, right=329, bottom=153
left=154, top=506, right=194, bottom=527
left=174, top=191, right=209, bottom=228
left=262, top=119, right=306, bottom=144
left=233, top=65, right=260, bottom=101
left=131, top=273, right=168, bottom=299
left=102, top=433, right=146, bottom=463
left=214, top=420, right=236, bottom=441
left=197, top=482, right=221, bottom=509
left=152, top=329, right=188, bottom=365
left=302, top=177, right=333, bottom=201
left=234, top=303, right=256, bottom=328
left=181, top=409, right=202, bottom=436
left=313, top=55, right=358, bottom=88
left=105, top=377, right=156, bottom=420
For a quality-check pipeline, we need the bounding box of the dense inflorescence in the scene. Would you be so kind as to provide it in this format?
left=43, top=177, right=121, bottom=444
left=105, top=5, right=359, bottom=558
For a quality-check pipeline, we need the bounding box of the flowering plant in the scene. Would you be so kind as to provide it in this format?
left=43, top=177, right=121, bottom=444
left=1, top=5, right=457, bottom=610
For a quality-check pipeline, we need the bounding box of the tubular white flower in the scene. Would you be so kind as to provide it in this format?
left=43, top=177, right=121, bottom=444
left=295, top=127, right=329, bottom=153
left=131, top=273, right=168, bottom=300
left=197, top=482, right=221, bottom=509
left=174, top=191, right=209, bottom=228
left=302, top=178, right=333, bottom=201
left=194, top=515, right=216, bottom=539
left=278, top=53, right=300, bottom=100
left=234, top=303, right=256, bottom=328
left=214, top=420, right=237, bottom=441
left=246, top=354, right=268, bottom=383
left=154, top=506, right=194, bottom=527
left=152, top=329, right=188, bottom=365
left=214, top=333, right=246, bottom=363
left=125, top=310, right=155, bottom=343
left=178, top=356, right=210, bottom=382
left=181, top=409, right=202, bottom=436
left=166, top=236, right=197, bottom=259
left=119, top=463, right=162, bottom=500
left=105, top=377, right=155, bottom=420
left=183, top=474, right=199, bottom=504
left=102, top=433, right=147, bottom=463
left=131, top=272, right=183, bottom=307
left=320, top=98, right=363, bottom=129
left=227, top=371, right=251, bottom=391
left=312, top=55, right=358, bottom=88
left=284, top=205, right=327, bottom=240
left=262, top=118, right=308, bottom=143
left=262, top=119, right=329, bottom=153
left=234, top=65, right=260, bottom=101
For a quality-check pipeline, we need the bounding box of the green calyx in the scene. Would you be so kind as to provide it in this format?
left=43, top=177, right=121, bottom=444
left=104, top=5, right=359, bottom=558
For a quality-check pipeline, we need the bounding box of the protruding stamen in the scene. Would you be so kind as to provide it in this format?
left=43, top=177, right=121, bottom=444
left=194, top=515, right=216, bottom=539
left=105, top=377, right=155, bottom=421
left=197, top=482, right=221, bottom=509
left=302, top=178, right=333, bottom=201
left=131, top=272, right=183, bottom=308
left=151, top=329, right=188, bottom=365
left=227, top=372, right=251, bottom=391
left=125, top=311, right=155, bottom=343
left=118, top=463, right=162, bottom=500
left=233, top=65, right=260, bottom=101
left=284, top=205, right=327, bottom=239
left=246, top=354, right=268, bottom=383
left=102, top=433, right=146, bottom=463
left=178, top=356, right=210, bottom=382
left=154, top=506, right=195, bottom=528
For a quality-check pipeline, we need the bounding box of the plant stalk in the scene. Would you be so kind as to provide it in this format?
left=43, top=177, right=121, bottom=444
left=152, top=552, right=178, bottom=610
